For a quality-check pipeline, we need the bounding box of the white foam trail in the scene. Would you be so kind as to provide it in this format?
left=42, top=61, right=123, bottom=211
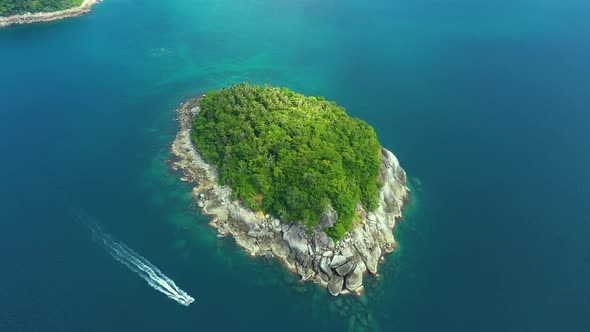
left=74, top=211, right=194, bottom=306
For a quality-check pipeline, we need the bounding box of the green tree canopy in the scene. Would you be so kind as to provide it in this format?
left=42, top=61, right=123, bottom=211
left=0, top=0, right=83, bottom=16
left=192, top=84, right=383, bottom=240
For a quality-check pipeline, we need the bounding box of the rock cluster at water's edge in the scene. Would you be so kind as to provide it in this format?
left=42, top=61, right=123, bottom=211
left=171, top=98, right=410, bottom=296
left=0, top=0, right=101, bottom=28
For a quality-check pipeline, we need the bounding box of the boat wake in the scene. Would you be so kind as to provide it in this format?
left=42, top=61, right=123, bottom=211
left=73, top=210, right=194, bottom=306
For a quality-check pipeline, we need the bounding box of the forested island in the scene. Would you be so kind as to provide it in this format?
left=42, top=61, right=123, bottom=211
left=172, top=84, right=410, bottom=296
left=0, top=0, right=99, bottom=27
left=0, top=0, right=82, bottom=16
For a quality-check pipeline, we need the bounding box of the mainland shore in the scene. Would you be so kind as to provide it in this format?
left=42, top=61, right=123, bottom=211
left=0, top=0, right=101, bottom=28
left=171, top=97, right=410, bottom=296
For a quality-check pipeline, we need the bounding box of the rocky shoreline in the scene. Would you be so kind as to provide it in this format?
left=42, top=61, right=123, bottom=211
left=171, top=97, right=410, bottom=296
left=0, top=0, right=101, bottom=28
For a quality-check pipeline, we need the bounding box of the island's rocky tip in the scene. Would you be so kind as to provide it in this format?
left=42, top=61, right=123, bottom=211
left=171, top=84, right=410, bottom=296
left=0, top=0, right=102, bottom=28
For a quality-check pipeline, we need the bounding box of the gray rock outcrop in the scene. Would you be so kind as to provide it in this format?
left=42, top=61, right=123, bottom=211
left=345, top=265, right=363, bottom=291
left=328, top=275, right=344, bottom=296
left=330, top=255, right=349, bottom=268
left=319, top=204, right=338, bottom=229
left=336, top=261, right=355, bottom=276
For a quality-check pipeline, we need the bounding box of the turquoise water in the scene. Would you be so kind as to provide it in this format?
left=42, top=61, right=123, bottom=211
left=1, top=0, right=590, bottom=331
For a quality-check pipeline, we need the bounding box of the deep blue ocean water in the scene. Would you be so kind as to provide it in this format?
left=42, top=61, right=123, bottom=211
left=1, top=0, right=590, bottom=331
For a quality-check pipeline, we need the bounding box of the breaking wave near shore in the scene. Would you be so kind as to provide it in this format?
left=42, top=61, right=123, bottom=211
left=73, top=210, right=195, bottom=306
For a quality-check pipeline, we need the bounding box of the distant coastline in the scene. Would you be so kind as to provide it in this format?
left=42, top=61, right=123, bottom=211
left=0, top=0, right=100, bottom=28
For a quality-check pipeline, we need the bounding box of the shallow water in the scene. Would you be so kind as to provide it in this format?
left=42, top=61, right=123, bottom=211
left=1, top=0, right=589, bottom=331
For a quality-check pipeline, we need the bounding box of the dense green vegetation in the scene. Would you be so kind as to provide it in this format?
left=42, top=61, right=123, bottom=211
left=0, top=0, right=83, bottom=16
left=192, top=84, right=383, bottom=240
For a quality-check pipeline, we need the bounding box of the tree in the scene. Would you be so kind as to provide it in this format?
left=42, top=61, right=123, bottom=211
left=0, top=0, right=84, bottom=16
left=192, top=83, right=383, bottom=241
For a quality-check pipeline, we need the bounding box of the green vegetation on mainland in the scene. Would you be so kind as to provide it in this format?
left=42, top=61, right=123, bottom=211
left=0, top=0, right=83, bottom=16
left=192, top=84, right=383, bottom=240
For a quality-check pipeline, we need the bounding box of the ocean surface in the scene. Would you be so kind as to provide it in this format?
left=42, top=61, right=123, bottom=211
left=1, top=0, right=589, bottom=331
